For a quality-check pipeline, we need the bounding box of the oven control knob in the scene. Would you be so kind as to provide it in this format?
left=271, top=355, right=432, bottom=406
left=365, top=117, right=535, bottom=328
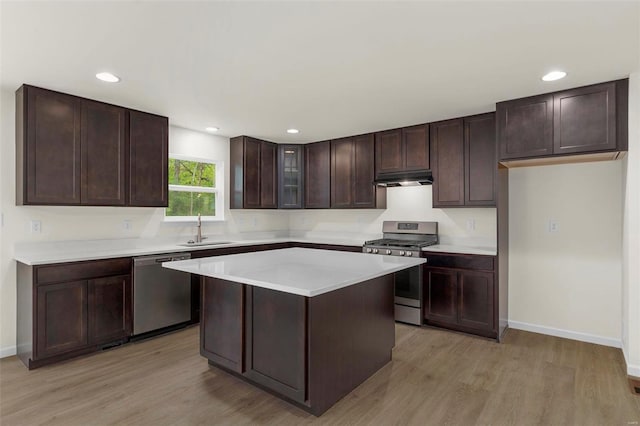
left=366, top=248, right=372, bottom=253
left=406, top=252, right=413, bottom=257
left=373, top=249, right=379, bottom=254
left=399, top=251, right=405, bottom=256
left=386, top=249, right=392, bottom=255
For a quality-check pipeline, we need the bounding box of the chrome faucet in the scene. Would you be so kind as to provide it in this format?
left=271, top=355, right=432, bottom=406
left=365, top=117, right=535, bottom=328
left=195, top=213, right=207, bottom=243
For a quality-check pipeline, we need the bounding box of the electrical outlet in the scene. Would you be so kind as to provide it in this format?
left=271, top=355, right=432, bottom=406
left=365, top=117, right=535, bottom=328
left=123, top=220, right=133, bottom=231
left=548, top=219, right=560, bottom=233
left=466, top=218, right=476, bottom=231
left=30, top=220, right=41, bottom=234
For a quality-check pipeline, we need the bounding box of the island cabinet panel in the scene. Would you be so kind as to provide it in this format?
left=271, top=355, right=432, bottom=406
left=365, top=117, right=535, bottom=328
left=200, top=278, right=245, bottom=373
left=497, top=79, right=628, bottom=162
left=81, top=100, right=126, bottom=206
left=199, top=271, right=395, bottom=416
left=16, top=85, right=168, bottom=207
left=17, top=258, right=132, bottom=369
left=304, top=141, right=331, bottom=208
left=36, top=280, right=88, bottom=359
left=230, top=136, right=278, bottom=209
left=423, top=252, right=497, bottom=339
left=245, top=287, right=306, bottom=402
left=128, top=111, right=169, bottom=207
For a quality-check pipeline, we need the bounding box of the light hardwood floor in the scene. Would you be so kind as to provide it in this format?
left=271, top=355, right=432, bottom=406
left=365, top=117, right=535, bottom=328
left=1, top=324, right=639, bottom=425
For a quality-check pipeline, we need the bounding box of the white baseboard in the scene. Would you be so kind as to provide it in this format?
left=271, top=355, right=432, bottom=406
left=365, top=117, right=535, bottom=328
left=622, top=346, right=640, bottom=377
left=0, top=346, right=17, bottom=359
left=508, top=320, right=622, bottom=348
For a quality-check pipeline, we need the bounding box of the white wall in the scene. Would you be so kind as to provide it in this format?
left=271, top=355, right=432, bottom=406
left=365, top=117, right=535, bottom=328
left=622, top=71, right=640, bottom=376
left=289, top=185, right=496, bottom=247
left=508, top=161, right=623, bottom=346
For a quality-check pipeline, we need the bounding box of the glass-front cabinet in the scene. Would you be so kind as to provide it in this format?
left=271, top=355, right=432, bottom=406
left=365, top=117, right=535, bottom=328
left=278, top=145, right=304, bottom=209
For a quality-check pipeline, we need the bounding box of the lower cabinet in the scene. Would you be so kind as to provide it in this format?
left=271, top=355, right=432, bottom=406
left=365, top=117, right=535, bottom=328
left=423, top=253, right=496, bottom=339
left=17, top=258, right=131, bottom=369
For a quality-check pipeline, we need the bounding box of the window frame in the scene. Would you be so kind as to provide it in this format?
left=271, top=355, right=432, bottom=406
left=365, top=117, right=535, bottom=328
left=164, top=154, right=225, bottom=222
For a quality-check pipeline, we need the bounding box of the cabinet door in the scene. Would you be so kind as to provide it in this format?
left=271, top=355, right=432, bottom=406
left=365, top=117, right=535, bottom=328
left=465, top=113, right=496, bottom=206
left=497, top=94, right=553, bottom=160
left=260, top=141, right=278, bottom=208
left=331, top=138, right=354, bottom=208
left=458, top=271, right=494, bottom=332
left=88, top=274, right=131, bottom=344
left=304, top=141, right=330, bottom=208
left=245, top=286, right=306, bottom=403
left=424, top=268, right=458, bottom=325
left=278, top=145, right=304, bottom=209
left=81, top=100, right=126, bottom=206
left=353, top=134, right=376, bottom=208
left=553, top=82, right=617, bottom=155
left=201, top=278, right=244, bottom=373
left=129, top=111, right=168, bottom=206
left=243, top=137, right=262, bottom=209
left=375, top=129, right=403, bottom=175
left=403, top=124, right=429, bottom=171
left=36, top=281, right=88, bottom=358
left=25, top=86, right=81, bottom=205
left=431, top=119, right=464, bottom=207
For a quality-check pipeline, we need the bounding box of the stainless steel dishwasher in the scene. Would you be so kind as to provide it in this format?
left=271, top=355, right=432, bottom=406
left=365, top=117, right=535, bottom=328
left=132, top=253, right=192, bottom=336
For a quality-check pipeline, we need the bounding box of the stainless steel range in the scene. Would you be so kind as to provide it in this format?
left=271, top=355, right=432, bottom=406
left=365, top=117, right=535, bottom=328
left=363, top=221, right=438, bottom=325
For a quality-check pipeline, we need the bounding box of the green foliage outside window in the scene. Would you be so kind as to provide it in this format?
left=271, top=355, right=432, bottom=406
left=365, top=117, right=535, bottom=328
left=166, top=158, right=217, bottom=217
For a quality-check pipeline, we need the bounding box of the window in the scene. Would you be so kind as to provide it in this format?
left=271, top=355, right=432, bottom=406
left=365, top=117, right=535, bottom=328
left=165, top=155, right=224, bottom=221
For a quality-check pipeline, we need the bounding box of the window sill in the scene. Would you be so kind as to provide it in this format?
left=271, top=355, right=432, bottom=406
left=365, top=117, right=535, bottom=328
left=163, top=216, right=226, bottom=223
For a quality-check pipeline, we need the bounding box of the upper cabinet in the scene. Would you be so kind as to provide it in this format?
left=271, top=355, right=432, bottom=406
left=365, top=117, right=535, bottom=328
left=497, top=79, right=628, bottom=162
left=331, top=134, right=386, bottom=209
left=304, top=141, right=331, bottom=209
left=129, top=111, right=168, bottom=207
left=278, top=145, right=304, bottom=209
left=15, top=85, right=168, bottom=207
left=375, top=125, right=429, bottom=177
left=230, top=136, right=278, bottom=209
left=431, top=113, right=496, bottom=208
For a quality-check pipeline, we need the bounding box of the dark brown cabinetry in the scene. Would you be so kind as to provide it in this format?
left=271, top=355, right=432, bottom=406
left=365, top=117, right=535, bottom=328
left=375, top=125, right=429, bottom=176
left=230, top=136, right=278, bottom=209
left=331, top=134, right=386, bottom=209
left=423, top=253, right=496, bottom=339
left=16, top=85, right=168, bottom=207
left=304, top=141, right=331, bottom=208
left=17, top=258, right=132, bottom=369
left=497, top=79, right=628, bottom=162
left=129, top=111, right=169, bottom=207
left=278, top=144, right=304, bottom=209
left=431, top=113, right=496, bottom=208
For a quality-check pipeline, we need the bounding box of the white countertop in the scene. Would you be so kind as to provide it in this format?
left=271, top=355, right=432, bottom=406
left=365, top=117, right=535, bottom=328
left=162, top=247, right=426, bottom=297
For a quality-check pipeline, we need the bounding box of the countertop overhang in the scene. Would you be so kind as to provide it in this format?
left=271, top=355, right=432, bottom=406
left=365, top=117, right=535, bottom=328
left=162, top=247, right=426, bottom=297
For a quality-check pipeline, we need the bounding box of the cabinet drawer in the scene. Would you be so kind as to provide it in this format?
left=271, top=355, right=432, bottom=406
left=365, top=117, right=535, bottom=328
left=36, top=258, right=131, bottom=285
left=422, top=254, right=494, bottom=271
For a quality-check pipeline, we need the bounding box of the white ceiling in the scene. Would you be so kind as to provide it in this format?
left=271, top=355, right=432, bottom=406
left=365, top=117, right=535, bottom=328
left=1, top=1, right=638, bottom=144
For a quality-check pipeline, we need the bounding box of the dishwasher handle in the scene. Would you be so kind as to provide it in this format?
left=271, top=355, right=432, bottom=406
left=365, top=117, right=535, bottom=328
left=133, top=253, right=191, bottom=267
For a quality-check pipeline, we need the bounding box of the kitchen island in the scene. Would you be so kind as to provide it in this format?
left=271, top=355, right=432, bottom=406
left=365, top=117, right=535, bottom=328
left=163, top=247, right=425, bottom=415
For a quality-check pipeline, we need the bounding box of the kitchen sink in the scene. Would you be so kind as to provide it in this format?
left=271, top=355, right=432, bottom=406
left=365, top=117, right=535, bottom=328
left=178, top=241, right=233, bottom=247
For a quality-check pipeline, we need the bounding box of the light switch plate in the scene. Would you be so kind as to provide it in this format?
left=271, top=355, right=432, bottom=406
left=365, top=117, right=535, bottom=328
left=30, top=220, right=41, bottom=234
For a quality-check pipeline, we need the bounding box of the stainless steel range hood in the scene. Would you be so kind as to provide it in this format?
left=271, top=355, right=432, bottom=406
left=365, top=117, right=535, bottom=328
left=373, top=170, right=433, bottom=187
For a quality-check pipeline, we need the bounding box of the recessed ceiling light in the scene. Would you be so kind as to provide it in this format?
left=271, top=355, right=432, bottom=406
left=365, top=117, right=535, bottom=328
left=542, top=71, right=567, bottom=82
left=205, top=127, right=219, bottom=132
left=95, top=72, right=120, bottom=83
left=287, top=128, right=299, bottom=134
